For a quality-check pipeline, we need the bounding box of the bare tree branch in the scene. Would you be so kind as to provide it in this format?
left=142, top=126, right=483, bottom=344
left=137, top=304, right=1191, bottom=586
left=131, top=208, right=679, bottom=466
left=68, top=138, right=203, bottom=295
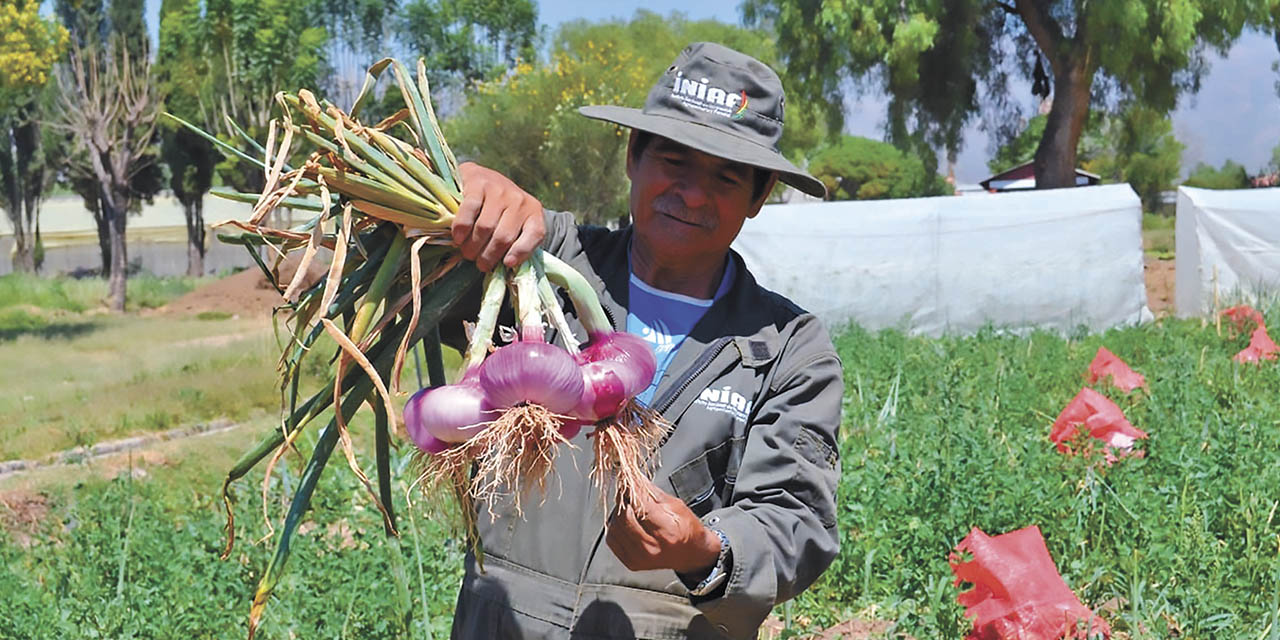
left=55, top=36, right=161, bottom=311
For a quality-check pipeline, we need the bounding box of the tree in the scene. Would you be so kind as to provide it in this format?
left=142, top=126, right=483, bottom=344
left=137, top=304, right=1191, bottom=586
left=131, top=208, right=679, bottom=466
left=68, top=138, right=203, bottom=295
left=809, top=136, right=950, bottom=200
left=316, top=0, right=399, bottom=110
left=53, top=0, right=164, bottom=278
left=398, top=0, right=538, bottom=104
left=1084, top=106, right=1183, bottom=213
left=745, top=0, right=1268, bottom=189
left=446, top=11, right=827, bottom=225
left=55, top=37, right=161, bottom=311
left=1184, top=160, right=1251, bottom=190
left=204, top=0, right=328, bottom=193
left=0, top=0, right=68, bottom=273
left=156, top=0, right=221, bottom=276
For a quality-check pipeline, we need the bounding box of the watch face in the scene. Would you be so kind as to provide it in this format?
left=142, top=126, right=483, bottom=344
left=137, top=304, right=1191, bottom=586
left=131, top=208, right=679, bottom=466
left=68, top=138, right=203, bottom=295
left=690, top=568, right=726, bottom=596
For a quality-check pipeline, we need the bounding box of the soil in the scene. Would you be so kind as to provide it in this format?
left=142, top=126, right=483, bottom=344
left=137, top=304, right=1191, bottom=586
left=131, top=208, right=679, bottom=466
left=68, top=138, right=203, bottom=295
left=158, top=254, right=327, bottom=318
left=1144, top=257, right=1176, bottom=317
left=0, top=490, right=49, bottom=549
left=759, top=616, right=914, bottom=640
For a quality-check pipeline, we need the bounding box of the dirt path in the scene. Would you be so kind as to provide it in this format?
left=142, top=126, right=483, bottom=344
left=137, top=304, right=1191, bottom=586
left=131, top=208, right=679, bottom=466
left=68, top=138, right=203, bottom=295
left=1145, top=257, right=1175, bottom=317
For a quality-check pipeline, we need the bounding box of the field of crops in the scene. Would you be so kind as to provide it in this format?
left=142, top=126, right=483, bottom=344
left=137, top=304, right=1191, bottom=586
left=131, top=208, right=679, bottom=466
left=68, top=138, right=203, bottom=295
left=0, top=276, right=1276, bottom=638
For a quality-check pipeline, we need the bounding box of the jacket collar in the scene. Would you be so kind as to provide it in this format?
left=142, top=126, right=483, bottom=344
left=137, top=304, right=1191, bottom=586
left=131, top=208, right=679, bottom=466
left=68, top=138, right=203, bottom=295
left=594, top=227, right=784, bottom=385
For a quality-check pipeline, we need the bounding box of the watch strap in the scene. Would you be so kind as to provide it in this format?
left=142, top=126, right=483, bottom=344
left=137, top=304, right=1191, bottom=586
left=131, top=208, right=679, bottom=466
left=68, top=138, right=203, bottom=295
left=688, top=528, right=731, bottom=596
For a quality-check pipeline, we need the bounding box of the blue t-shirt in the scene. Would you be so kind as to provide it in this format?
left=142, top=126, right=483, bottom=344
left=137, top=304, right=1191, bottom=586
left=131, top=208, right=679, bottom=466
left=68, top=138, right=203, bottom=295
left=627, top=260, right=736, bottom=406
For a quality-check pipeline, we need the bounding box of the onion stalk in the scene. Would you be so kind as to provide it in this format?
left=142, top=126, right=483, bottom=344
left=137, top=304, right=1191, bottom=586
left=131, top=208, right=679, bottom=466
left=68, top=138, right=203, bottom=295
left=170, top=55, right=669, bottom=638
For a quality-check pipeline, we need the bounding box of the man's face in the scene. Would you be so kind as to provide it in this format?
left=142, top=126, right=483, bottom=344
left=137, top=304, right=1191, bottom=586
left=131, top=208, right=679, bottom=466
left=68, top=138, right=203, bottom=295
left=626, top=134, right=774, bottom=268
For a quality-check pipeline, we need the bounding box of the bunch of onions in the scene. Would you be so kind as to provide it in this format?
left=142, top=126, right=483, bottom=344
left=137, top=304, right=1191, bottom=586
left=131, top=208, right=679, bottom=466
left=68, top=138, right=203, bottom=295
left=404, top=251, right=667, bottom=529
left=172, top=55, right=665, bottom=638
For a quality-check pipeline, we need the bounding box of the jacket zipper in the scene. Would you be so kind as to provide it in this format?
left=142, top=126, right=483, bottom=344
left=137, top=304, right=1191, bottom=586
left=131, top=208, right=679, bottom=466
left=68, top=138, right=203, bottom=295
left=653, top=336, right=733, bottom=446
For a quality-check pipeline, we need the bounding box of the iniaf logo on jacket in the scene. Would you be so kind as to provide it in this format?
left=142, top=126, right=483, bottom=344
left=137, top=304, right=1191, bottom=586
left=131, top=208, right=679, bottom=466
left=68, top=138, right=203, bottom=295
left=671, top=70, right=749, bottom=120
left=695, top=385, right=753, bottom=422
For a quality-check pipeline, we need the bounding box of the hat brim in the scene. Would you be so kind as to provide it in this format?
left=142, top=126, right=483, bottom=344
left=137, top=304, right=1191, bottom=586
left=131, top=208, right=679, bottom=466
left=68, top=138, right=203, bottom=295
left=579, top=105, right=827, bottom=199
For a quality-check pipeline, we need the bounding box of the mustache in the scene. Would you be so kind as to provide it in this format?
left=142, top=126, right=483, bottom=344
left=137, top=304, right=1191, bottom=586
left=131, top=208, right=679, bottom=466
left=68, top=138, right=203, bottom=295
left=653, top=194, right=711, bottom=226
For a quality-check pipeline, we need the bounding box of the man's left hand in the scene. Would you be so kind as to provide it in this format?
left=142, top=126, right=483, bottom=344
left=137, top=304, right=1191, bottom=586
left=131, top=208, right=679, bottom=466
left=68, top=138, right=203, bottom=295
left=606, top=478, right=721, bottom=575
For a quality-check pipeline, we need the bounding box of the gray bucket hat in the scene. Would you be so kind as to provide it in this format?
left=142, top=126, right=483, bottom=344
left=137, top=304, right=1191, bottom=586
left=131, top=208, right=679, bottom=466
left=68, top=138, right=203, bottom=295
left=579, top=42, right=826, bottom=199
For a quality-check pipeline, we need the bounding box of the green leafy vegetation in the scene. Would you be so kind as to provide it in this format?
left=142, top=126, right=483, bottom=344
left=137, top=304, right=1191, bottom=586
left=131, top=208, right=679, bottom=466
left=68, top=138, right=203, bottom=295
left=795, top=307, right=1280, bottom=637
left=3, top=306, right=1278, bottom=637
left=0, top=273, right=207, bottom=316
left=1184, top=160, right=1252, bottom=190
left=0, top=440, right=465, bottom=639
left=809, top=135, right=951, bottom=200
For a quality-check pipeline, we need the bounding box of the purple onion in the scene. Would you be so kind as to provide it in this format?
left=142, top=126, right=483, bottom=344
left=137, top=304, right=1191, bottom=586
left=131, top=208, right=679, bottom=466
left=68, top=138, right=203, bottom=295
left=478, top=341, right=584, bottom=414
left=572, top=361, right=628, bottom=422
left=569, top=332, right=658, bottom=422
left=578, top=331, right=657, bottom=396
left=403, top=376, right=492, bottom=447
left=559, top=419, right=585, bottom=440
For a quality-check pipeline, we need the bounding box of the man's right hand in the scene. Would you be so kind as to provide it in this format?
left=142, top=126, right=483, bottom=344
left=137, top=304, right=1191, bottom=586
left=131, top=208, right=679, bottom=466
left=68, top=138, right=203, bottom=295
left=452, top=162, right=546, bottom=271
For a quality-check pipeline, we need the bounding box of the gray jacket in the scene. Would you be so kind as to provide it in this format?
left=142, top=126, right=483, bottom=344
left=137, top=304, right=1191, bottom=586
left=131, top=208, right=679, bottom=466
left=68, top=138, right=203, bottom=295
left=451, top=211, right=843, bottom=639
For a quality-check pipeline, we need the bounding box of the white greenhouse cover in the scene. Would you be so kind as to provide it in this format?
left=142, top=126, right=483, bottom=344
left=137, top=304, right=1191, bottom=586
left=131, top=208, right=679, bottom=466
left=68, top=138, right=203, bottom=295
left=1175, top=186, right=1280, bottom=316
left=732, top=184, right=1152, bottom=336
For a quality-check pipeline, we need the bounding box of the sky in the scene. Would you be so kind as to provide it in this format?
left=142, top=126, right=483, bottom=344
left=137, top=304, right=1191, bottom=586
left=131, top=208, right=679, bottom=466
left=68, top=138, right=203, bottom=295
left=141, top=0, right=1280, bottom=185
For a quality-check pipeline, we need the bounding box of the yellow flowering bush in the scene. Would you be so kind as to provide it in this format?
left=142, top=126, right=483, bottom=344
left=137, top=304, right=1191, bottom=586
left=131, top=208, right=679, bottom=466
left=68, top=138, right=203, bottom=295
left=0, top=0, right=68, bottom=92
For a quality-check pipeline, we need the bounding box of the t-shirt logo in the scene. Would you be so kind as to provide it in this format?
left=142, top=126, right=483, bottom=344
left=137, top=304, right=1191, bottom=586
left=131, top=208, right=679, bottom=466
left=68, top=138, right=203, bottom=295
left=640, top=320, right=676, bottom=355
left=694, top=385, right=753, bottom=423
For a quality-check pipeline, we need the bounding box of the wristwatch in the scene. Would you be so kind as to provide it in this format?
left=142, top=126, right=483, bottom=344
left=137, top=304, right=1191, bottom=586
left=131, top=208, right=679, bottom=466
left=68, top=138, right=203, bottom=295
left=688, top=528, right=732, bottom=597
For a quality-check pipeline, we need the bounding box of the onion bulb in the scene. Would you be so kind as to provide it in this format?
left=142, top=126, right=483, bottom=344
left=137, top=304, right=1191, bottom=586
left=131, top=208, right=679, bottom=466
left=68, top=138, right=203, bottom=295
left=571, top=331, right=658, bottom=422
left=403, top=375, right=492, bottom=447
left=479, top=341, right=585, bottom=414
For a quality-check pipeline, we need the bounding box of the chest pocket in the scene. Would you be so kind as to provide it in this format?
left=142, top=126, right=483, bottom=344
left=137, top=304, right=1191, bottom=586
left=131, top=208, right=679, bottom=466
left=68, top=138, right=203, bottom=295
left=662, top=337, right=783, bottom=516
left=665, top=437, right=744, bottom=517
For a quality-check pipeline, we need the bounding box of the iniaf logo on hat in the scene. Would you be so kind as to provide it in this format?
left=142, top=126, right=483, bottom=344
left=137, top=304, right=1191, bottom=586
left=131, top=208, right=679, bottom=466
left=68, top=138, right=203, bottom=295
left=579, top=42, right=826, bottom=199
left=670, top=69, right=748, bottom=120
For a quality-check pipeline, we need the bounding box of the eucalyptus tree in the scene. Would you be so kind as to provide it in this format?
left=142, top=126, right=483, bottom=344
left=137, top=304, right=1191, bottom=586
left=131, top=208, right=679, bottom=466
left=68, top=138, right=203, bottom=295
left=745, top=0, right=1271, bottom=189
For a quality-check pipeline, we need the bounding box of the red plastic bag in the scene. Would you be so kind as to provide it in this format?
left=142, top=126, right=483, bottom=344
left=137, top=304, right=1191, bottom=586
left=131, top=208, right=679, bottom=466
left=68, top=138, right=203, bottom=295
left=1234, top=326, right=1279, bottom=363
left=1221, top=304, right=1266, bottom=333
left=1049, top=388, right=1147, bottom=463
left=1086, top=347, right=1147, bottom=393
left=950, top=525, right=1110, bottom=639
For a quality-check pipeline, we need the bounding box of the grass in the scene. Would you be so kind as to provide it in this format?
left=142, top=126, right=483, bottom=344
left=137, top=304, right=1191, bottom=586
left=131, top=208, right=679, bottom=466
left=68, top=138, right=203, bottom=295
left=1143, top=213, right=1175, bottom=260
left=1, top=303, right=1278, bottom=638
left=0, top=272, right=210, bottom=315
left=0, top=432, right=465, bottom=640
left=0, top=314, right=293, bottom=461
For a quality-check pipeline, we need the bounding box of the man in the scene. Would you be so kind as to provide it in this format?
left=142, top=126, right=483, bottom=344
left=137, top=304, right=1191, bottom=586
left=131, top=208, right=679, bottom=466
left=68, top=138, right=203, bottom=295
left=447, top=42, right=843, bottom=639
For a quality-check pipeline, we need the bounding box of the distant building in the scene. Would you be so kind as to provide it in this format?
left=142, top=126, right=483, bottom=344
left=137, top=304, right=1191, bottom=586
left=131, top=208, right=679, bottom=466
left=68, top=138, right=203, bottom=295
left=979, top=162, right=1101, bottom=192
left=1250, top=172, right=1278, bottom=188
